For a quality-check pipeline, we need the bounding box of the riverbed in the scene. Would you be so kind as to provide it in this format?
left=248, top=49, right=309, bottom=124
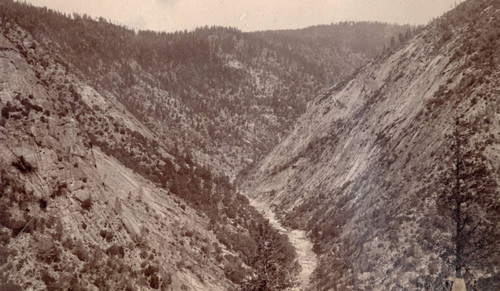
left=249, top=195, right=318, bottom=290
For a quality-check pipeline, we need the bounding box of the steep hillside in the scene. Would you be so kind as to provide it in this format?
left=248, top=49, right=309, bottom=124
left=242, top=0, right=500, bottom=289
left=0, top=0, right=411, bottom=176
left=0, top=31, right=230, bottom=290
left=0, top=20, right=299, bottom=290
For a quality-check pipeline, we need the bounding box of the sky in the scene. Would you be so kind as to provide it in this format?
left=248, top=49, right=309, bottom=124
left=21, top=0, right=463, bottom=32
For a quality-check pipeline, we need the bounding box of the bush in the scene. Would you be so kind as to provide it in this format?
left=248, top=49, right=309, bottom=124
left=51, top=182, right=68, bottom=198
left=81, top=197, right=92, bottom=211
left=39, top=199, right=47, bottom=210
left=1, top=106, right=10, bottom=119
left=224, top=259, right=247, bottom=284
left=106, top=244, right=124, bottom=258
left=143, top=265, right=159, bottom=277
left=162, top=272, right=173, bottom=287
left=149, top=274, right=159, bottom=289
left=32, top=104, right=43, bottom=112
left=73, top=241, right=89, bottom=261
left=99, top=229, right=113, bottom=242
left=12, top=156, right=34, bottom=173
left=37, top=241, right=61, bottom=264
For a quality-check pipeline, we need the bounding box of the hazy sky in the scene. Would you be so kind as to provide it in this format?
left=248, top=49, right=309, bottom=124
left=22, top=0, right=462, bottom=32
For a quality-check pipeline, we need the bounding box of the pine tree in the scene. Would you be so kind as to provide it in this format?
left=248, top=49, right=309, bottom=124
left=437, top=116, right=499, bottom=278
left=242, top=223, right=299, bottom=290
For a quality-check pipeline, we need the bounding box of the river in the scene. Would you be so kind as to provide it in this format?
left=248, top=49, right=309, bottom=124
left=249, top=194, right=318, bottom=290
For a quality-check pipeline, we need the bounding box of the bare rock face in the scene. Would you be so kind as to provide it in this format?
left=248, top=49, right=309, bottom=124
left=242, top=0, right=500, bottom=289
left=0, top=24, right=234, bottom=291
left=114, top=197, right=123, bottom=215
left=74, top=190, right=91, bottom=203
left=0, top=7, right=308, bottom=288
left=449, top=277, right=467, bottom=291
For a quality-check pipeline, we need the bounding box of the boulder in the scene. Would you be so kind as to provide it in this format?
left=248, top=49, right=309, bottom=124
left=74, top=190, right=91, bottom=203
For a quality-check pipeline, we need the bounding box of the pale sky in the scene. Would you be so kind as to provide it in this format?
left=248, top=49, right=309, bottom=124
left=22, top=0, right=462, bottom=32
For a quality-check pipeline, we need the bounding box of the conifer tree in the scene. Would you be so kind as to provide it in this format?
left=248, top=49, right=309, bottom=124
left=437, top=116, right=499, bottom=278
left=242, top=223, right=299, bottom=290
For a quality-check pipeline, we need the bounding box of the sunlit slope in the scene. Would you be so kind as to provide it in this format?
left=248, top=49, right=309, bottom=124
left=242, top=0, right=500, bottom=289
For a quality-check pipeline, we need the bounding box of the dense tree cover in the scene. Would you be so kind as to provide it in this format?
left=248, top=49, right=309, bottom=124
left=433, top=0, right=500, bottom=72
left=0, top=0, right=411, bottom=176
left=242, top=223, right=299, bottom=290
left=258, top=21, right=415, bottom=79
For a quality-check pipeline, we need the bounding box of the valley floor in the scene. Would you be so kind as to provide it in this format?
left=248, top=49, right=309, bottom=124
left=248, top=194, right=317, bottom=290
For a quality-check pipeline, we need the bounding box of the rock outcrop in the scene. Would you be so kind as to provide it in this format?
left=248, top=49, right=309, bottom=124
left=242, top=0, right=500, bottom=289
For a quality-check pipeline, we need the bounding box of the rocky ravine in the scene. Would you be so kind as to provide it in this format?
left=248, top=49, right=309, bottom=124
left=242, top=0, right=500, bottom=289
left=0, top=21, right=301, bottom=289
left=246, top=191, right=317, bottom=290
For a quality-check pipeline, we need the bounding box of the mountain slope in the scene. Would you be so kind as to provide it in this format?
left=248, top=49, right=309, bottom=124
left=0, top=20, right=299, bottom=290
left=242, top=0, right=500, bottom=289
left=0, top=1, right=411, bottom=289
left=0, top=31, right=233, bottom=290
left=0, top=0, right=412, bottom=177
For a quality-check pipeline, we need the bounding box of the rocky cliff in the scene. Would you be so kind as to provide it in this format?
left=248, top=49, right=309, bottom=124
left=0, top=20, right=299, bottom=290
left=0, top=29, right=237, bottom=289
left=242, top=0, right=500, bottom=289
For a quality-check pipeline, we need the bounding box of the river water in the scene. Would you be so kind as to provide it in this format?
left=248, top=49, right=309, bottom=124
left=249, top=195, right=318, bottom=290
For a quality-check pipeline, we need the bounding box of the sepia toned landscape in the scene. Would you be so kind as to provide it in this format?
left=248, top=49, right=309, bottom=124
left=0, top=0, right=499, bottom=290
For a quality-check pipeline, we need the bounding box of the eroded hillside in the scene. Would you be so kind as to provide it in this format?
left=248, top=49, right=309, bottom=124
left=0, top=1, right=417, bottom=290
left=0, top=31, right=233, bottom=289
left=242, top=0, right=500, bottom=289
left=0, top=21, right=298, bottom=290
left=0, top=0, right=412, bottom=177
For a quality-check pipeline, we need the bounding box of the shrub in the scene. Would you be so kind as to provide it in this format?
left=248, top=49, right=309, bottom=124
left=140, top=250, right=148, bottom=259
left=62, top=237, right=74, bottom=250
left=37, top=240, right=61, bottom=264
left=73, top=241, right=89, bottom=261
left=1, top=106, right=10, bottom=119
left=201, top=245, right=210, bottom=255
left=39, top=199, right=47, bottom=210
left=51, top=182, right=68, bottom=198
left=149, top=274, right=159, bottom=289
left=12, top=156, right=34, bottom=173
left=161, top=272, right=173, bottom=287
left=99, top=229, right=113, bottom=242
left=143, top=265, right=159, bottom=277
left=106, top=244, right=124, bottom=258
left=81, top=197, right=92, bottom=211
left=0, top=228, right=10, bottom=245
left=32, top=104, right=43, bottom=112
left=223, top=259, right=247, bottom=284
